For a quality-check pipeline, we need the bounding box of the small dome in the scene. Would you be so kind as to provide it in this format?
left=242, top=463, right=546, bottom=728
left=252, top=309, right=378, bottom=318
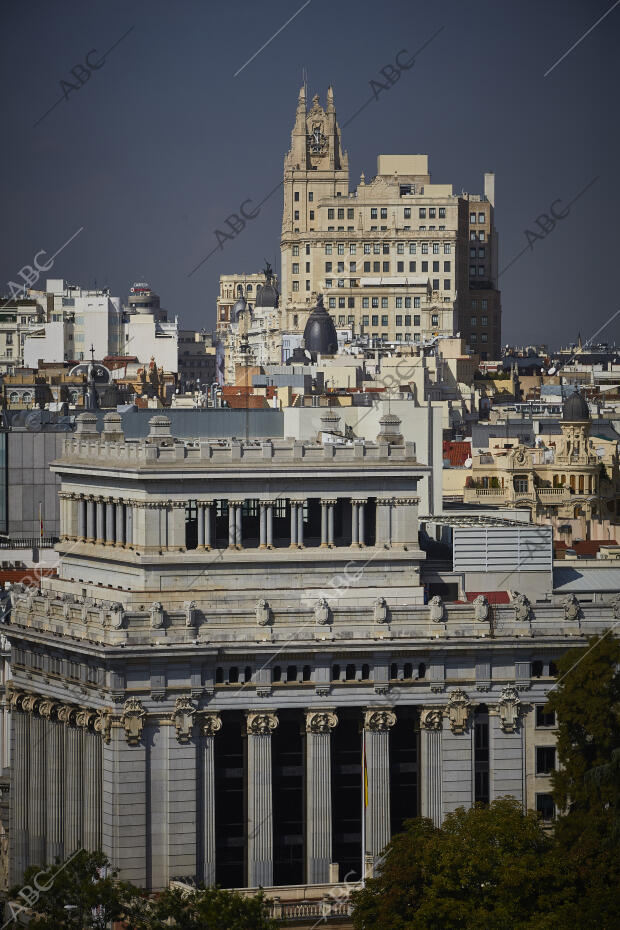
left=255, top=281, right=279, bottom=308
left=232, top=295, right=248, bottom=320
left=562, top=388, right=589, bottom=421
left=303, top=294, right=338, bottom=355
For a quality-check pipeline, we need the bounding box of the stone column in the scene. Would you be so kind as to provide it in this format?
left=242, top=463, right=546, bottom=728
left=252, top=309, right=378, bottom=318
left=204, top=502, right=213, bottom=549
left=28, top=703, right=46, bottom=866
left=375, top=499, right=391, bottom=547
left=327, top=500, right=335, bottom=547
left=116, top=502, right=125, bottom=547
left=391, top=498, right=419, bottom=548
left=235, top=500, right=243, bottom=548
left=351, top=501, right=359, bottom=546
left=297, top=501, right=304, bottom=548
left=259, top=503, right=267, bottom=548
left=420, top=708, right=443, bottom=827
left=197, top=504, right=205, bottom=549
left=95, top=498, right=105, bottom=545
left=106, top=500, right=115, bottom=545
left=201, top=712, right=222, bottom=886
left=86, top=497, right=96, bottom=542
left=266, top=504, right=274, bottom=548
left=363, top=708, right=395, bottom=865
left=358, top=500, right=366, bottom=547
left=228, top=502, right=236, bottom=549
left=61, top=708, right=83, bottom=853
left=59, top=493, right=69, bottom=540
left=246, top=711, right=278, bottom=888
left=321, top=501, right=328, bottom=547
left=41, top=700, right=64, bottom=864
left=77, top=497, right=87, bottom=541
left=126, top=504, right=134, bottom=547
left=78, top=711, right=101, bottom=852
left=290, top=502, right=298, bottom=548
left=305, top=710, right=337, bottom=884
left=9, top=705, right=29, bottom=885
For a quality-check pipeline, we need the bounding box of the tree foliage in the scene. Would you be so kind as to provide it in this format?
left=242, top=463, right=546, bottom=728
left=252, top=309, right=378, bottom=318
left=122, top=885, right=277, bottom=930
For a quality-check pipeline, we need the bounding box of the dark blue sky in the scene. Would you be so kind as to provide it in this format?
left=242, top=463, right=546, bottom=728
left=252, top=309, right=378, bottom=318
left=1, top=0, right=617, bottom=347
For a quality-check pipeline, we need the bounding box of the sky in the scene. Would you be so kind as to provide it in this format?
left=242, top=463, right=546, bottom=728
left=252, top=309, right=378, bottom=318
left=1, top=0, right=618, bottom=348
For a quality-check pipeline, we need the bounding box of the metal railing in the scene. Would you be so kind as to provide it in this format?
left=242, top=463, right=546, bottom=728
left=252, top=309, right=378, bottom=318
left=0, top=536, right=59, bottom=549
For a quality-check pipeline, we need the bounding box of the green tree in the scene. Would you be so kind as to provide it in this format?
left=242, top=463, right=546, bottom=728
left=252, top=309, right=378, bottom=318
left=545, top=633, right=620, bottom=927
left=6, top=850, right=138, bottom=929
left=123, top=885, right=277, bottom=930
left=351, top=799, right=566, bottom=930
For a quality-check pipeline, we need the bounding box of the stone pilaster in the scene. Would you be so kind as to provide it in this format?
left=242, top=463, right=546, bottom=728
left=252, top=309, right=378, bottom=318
left=28, top=702, right=46, bottom=865
left=305, top=709, right=337, bottom=883
left=78, top=710, right=101, bottom=852
left=420, top=708, right=443, bottom=826
left=363, top=708, right=395, bottom=863
left=115, top=502, right=125, bottom=546
left=246, top=711, right=278, bottom=888
left=60, top=706, right=83, bottom=853
left=9, top=703, right=29, bottom=884
left=41, top=700, right=64, bottom=864
left=200, top=712, right=222, bottom=886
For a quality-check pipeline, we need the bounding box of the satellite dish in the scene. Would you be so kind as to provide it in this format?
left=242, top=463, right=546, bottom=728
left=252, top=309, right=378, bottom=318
left=548, top=367, right=557, bottom=375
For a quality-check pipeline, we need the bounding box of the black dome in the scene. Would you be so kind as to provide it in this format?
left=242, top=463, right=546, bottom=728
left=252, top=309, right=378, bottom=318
left=255, top=279, right=279, bottom=308
left=563, top=388, right=589, bottom=421
left=303, top=294, right=338, bottom=355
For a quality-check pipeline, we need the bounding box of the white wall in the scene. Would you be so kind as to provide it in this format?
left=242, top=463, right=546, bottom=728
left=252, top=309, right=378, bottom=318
left=23, top=322, right=65, bottom=366
left=125, top=315, right=178, bottom=373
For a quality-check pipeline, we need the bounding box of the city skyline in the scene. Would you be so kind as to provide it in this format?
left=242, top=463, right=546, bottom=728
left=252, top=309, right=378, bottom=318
left=1, top=0, right=617, bottom=347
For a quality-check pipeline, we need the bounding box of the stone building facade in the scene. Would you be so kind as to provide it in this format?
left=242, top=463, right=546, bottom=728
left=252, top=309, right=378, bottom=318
left=5, top=412, right=615, bottom=891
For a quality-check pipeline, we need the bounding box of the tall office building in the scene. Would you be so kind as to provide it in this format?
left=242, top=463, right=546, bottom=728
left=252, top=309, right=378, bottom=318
left=281, top=87, right=501, bottom=357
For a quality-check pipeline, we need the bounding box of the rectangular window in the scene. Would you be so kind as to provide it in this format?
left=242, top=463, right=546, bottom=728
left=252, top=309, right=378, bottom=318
left=470, top=316, right=477, bottom=326
left=348, top=314, right=354, bottom=323
left=350, top=244, right=356, bottom=254
left=305, top=262, right=310, bottom=273
left=306, top=244, right=310, bottom=255
left=372, top=298, right=379, bottom=309
left=481, top=299, right=488, bottom=309
left=409, top=261, right=416, bottom=272
left=432, top=279, right=440, bottom=291
left=432, top=243, right=439, bottom=254
left=481, top=315, right=488, bottom=326
left=305, top=280, right=310, bottom=291
left=413, top=314, right=420, bottom=326
left=397, top=243, right=404, bottom=254
left=348, top=297, right=355, bottom=309
left=439, top=207, right=446, bottom=218
left=363, top=261, right=371, bottom=272
left=338, top=297, right=345, bottom=309
left=309, top=210, right=314, bottom=220
left=536, top=747, right=556, bottom=775
left=370, top=208, right=377, bottom=219
left=381, top=298, right=388, bottom=309
left=470, top=212, right=476, bottom=222
left=432, top=261, right=439, bottom=272
left=443, top=261, right=451, bottom=272
left=536, top=794, right=555, bottom=822
left=404, top=208, right=411, bottom=219
left=421, top=261, right=428, bottom=272
left=470, top=231, right=477, bottom=241
left=481, top=333, right=488, bottom=343
left=364, top=243, right=371, bottom=254
left=293, top=263, right=300, bottom=274
left=371, top=314, right=379, bottom=325
left=478, top=212, right=485, bottom=223
left=421, top=243, right=428, bottom=254
left=328, top=208, right=334, bottom=219
left=470, top=247, right=477, bottom=258
left=325, top=243, right=332, bottom=254
left=383, top=262, right=390, bottom=272
left=294, top=192, right=299, bottom=201
left=395, top=297, right=402, bottom=309
left=373, top=243, right=381, bottom=254
left=478, top=266, right=485, bottom=276
left=382, top=243, right=389, bottom=254
left=479, top=248, right=486, bottom=258
left=329, top=297, right=336, bottom=308
left=349, top=262, right=356, bottom=272
left=395, top=333, right=402, bottom=341
left=292, top=281, right=299, bottom=292
left=404, top=298, right=411, bottom=309
left=397, top=261, right=404, bottom=272
left=470, top=265, right=476, bottom=276
left=444, top=243, right=451, bottom=254
left=336, top=244, right=344, bottom=256
left=381, top=314, right=388, bottom=326
left=337, top=208, right=344, bottom=220
left=479, top=231, right=486, bottom=242
left=294, top=210, right=299, bottom=220
left=429, top=207, right=436, bottom=218
left=419, top=208, right=426, bottom=218
left=404, top=314, right=411, bottom=326
left=337, top=262, right=344, bottom=273
left=347, top=208, right=354, bottom=219
left=308, top=192, right=313, bottom=201
left=380, top=207, right=387, bottom=219
left=414, top=297, right=420, bottom=308
left=292, top=245, right=299, bottom=256
left=536, top=707, right=556, bottom=729
left=362, top=314, right=369, bottom=325
left=325, top=262, right=332, bottom=273
left=414, top=332, right=420, bottom=343
left=409, top=242, right=416, bottom=254
left=395, top=315, right=402, bottom=325
left=444, top=279, right=451, bottom=290
left=325, top=278, right=332, bottom=287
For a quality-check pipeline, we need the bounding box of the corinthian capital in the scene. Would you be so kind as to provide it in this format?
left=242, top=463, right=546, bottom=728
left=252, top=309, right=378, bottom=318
left=246, top=711, right=278, bottom=735
left=305, top=709, right=338, bottom=734
left=363, top=708, right=396, bottom=731
left=200, top=711, right=222, bottom=737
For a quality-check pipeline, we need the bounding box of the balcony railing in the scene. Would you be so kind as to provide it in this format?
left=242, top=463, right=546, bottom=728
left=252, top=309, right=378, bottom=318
left=0, top=536, right=59, bottom=549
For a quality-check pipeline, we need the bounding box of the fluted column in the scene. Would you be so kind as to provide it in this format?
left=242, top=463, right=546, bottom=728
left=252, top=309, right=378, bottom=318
left=305, top=710, right=337, bottom=883
left=77, top=497, right=87, bottom=541
left=201, top=712, right=222, bottom=886
left=95, top=498, right=105, bottom=545
left=228, top=502, right=236, bottom=548
left=27, top=702, right=46, bottom=865
left=126, top=503, right=134, bottom=547
left=234, top=500, right=243, bottom=548
left=9, top=705, right=29, bottom=884
left=321, top=501, right=328, bottom=547
left=358, top=500, right=366, bottom=547
left=420, top=708, right=443, bottom=827
left=115, top=502, right=125, bottom=546
left=351, top=501, right=359, bottom=546
left=59, top=493, right=69, bottom=540
left=60, top=708, right=82, bottom=853
left=204, top=502, right=213, bottom=549
left=78, top=711, right=101, bottom=852
left=41, top=701, right=64, bottom=864
left=259, top=503, right=267, bottom=548
left=290, top=502, right=298, bottom=548
left=197, top=504, right=205, bottom=549
left=246, top=711, right=278, bottom=888
left=86, top=497, right=96, bottom=542
left=297, top=501, right=304, bottom=548
left=105, top=500, right=115, bottom=545
left=266, top=504, right=274, bottom=548
left=363, top=709, right=395, bottom=866
left=328, top=500, right=335, bottom=546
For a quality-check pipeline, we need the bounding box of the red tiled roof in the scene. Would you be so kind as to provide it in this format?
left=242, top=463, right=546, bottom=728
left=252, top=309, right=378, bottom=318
left=0, top=568, right=56, bottom=586
left=465, top=591, right=511, bottom=605
left=554, top=539, right=618, bottom=558
left=443, top=440, right=471, bottom=467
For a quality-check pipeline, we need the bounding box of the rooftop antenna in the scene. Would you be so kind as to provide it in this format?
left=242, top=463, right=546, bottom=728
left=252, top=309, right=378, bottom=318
left=302, top=66, right=308, bottom=98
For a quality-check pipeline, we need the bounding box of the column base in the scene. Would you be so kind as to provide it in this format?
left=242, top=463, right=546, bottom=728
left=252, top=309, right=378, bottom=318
left=259, top=543, right=267, bottom=549
left=197, top=544, right=206, bottom=551
left=320, top=542, right=329, bottom=548
left=289, top=543, right=299, bottom=549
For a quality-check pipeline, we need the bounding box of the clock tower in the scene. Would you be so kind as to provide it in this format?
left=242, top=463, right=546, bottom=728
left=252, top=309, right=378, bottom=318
left=281, top=86, right=349, bottom=306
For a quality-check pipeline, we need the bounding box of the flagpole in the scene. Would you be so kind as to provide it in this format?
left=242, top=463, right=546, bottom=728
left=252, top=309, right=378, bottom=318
left=39, top=502, right=43, bottom=541
left=361, top=729, right=366, bottom=887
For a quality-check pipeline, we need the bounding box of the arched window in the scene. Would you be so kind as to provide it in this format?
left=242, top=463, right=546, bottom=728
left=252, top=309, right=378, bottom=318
left=404, top=662, right=413, bottom=679
left=302, top=665, right=311, bottom=681
left=390, top=662, right=398, bottom=680
left=22, top=392, right=32, bottom=404
left=286, top=665, right=298, bottom=682
left=9, top=392, right=18, bottom=404
left=273, top=665, right=282, bottom=682
left=247, top=284, right=253, bottom=292
left=237, top=284, right=243, bottom=295
left=228, top=666, right=239, bottom=683
left=345, top=664, right=356, bottom=681
left=361, top=663, right=370, bottom=680
left=215, top=667, right=224, bottom=684
left=332, top=664, right=340, bottom=681
left=418, top=662, right=426, bottom=679
left=532, top=660, right=543, bottom=678
left=244, top=666, right=252, bottom=683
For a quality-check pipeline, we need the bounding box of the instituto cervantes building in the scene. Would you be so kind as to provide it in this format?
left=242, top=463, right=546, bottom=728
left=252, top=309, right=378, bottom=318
left=5, top=410, right=616, bottom=893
